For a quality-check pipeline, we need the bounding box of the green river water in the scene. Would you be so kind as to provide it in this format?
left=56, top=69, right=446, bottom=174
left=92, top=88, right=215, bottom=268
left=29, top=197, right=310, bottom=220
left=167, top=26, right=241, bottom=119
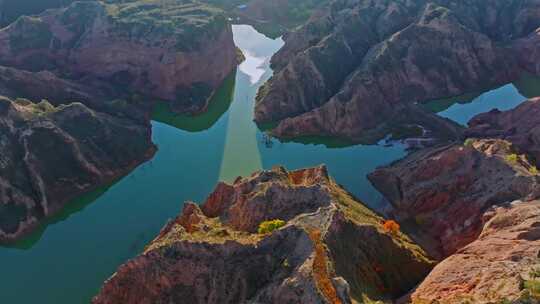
left=0, top=24, right=538, bottom=304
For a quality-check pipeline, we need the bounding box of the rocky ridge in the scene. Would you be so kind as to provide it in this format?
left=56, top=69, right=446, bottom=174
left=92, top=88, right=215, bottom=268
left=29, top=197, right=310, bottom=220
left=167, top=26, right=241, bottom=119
left=0, top=96, right=155, bottom=242
left=93, top=166, right=434, bottom=304
left=370, top=99, right=540, bottom=302
left=0, top=0, right=239, bottom=114
left=255, top=0, right=540, bottom=143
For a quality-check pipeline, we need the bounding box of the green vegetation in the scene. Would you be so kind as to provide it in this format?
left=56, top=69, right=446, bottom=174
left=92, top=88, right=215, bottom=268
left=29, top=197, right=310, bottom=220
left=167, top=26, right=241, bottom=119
left=464, top=138, right=475, bottom=147
left=257, top=219, right=285, bottom=234
left=524, top=280, right=540, bottom=300
left=389, top=124, right=424, bottom=140
left=104, top=0, right=228, bottom=51
left=505, top=153, right=519, bottom=164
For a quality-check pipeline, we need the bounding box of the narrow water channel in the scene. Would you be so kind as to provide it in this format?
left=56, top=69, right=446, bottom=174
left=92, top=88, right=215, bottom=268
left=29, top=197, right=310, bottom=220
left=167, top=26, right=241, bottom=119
left=0, top=25, right=538, bottom=304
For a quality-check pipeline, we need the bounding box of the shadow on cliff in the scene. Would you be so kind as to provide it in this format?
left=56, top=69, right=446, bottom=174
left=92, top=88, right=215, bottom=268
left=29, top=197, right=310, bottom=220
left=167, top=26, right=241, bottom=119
left=151, top=71, right=237, bottom=133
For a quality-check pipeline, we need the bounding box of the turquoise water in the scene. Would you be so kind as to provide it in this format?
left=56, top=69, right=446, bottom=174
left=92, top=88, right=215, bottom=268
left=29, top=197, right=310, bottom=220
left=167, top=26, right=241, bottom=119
left=1, top=24, right=538, bottom=304
left=426, top=76, right=540, bottom=125
left=0, top=25, right=406, bottom=304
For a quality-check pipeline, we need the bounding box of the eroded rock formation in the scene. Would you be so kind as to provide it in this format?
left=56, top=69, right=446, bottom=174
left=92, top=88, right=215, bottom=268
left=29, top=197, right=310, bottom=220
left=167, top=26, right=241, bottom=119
left=409, top=200, right=540, bottom=304
left=255, top=0, right=540, bottom=143
left=466, top=97, right=540, bottom=164
left=370, top=138, right=540, bottom=258
left=93, top=166, right=434, bottom=304
left=0, top=0, right=239, bottom=114
left=0, top=96, right=155, bottom=242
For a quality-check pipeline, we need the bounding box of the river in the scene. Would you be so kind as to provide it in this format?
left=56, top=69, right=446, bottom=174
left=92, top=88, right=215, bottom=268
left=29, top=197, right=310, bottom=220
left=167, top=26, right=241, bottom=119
left=0, top=24, right=538, bottom=304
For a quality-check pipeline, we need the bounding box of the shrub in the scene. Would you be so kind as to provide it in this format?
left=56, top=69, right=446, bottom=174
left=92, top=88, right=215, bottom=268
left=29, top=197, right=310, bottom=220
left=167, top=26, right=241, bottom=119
left=506, top=153, right=519, bottom=164
left=258, top=219, right=286, bottom=234
left=530, top=267, right=540, bottom=279
left=464, top=138, right=475, bottom=147
left=382, top=220, right=400, bottom=235
left=524, top=279, right=540, bottom=299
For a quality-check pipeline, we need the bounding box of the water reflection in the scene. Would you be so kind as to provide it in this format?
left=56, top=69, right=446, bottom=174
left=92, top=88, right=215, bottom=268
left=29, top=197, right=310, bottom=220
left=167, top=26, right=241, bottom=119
left=151, top=71, right=237, bottom=132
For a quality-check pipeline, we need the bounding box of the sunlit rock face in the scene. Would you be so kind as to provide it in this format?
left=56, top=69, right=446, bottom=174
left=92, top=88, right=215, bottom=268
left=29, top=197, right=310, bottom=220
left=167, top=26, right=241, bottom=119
left=0, top=96, right=155, bottom=243
left=0, top=0, right=239, bottom=114
left=93, top=166, right=434, bottom=304
left=255, top=0, right=540, bottom=143
left=409, top=200, right=540, bottom=304
left=370, top=98, right=540, bottom=258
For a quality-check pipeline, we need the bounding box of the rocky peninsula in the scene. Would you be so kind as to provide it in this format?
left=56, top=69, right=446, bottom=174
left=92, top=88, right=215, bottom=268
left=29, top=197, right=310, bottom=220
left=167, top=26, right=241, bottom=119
left=255, top=0, right=540, bottom=143
left=0, top=96, right=155, bottom=242
left=93, top=166, right=434, bottom=304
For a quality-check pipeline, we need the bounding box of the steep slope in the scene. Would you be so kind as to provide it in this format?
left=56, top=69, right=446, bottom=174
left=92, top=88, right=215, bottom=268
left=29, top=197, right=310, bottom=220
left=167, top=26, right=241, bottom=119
left=0, top=0, right=239, bottom=114
left=93, top=166, right=434, bottom=304
left=409, top=200, right=540, bottom=304
left=369, top=138, right=540, bottom=258
left=465, top=97, right=540, bottom=164
left=0, top=96, right=155, bottom=242
left=369, top=99, right=540, bottom=257
left=255, top=0, right=540, bottom=143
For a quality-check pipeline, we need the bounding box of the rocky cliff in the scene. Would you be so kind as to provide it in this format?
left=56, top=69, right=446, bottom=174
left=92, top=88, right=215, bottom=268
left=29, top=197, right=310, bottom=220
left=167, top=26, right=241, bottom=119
left=370, top=98, right=540, bottom=257
left=0, top=0, right=239, bottom=114
left=255, top=0, right=540, bottom=143
left=466, top=97, right=540, bottom=164
left=408, top=200, right=540, bottom=304
left=369, top=138, right=540, bottom=258
left=0, top=96, right=155, bottom=243
left=93, top=166, right=434, bottom=304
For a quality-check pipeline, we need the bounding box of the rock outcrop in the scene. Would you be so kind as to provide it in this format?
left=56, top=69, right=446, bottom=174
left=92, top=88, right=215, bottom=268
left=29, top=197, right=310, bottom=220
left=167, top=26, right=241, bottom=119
left=0, top=96, right=155, bottom=242
left=93, top=166, right=434, bottom=304
left=370, top=98, right=540, bottom=257
left=255, top=0, right=540, bottom=143
left=466, top=97, right=540, bottom=164
left=369, top=138, right=540, bottom=258
left=409, top=200, right=540, bottom=304
left=0, top=0, right=239, bottom=114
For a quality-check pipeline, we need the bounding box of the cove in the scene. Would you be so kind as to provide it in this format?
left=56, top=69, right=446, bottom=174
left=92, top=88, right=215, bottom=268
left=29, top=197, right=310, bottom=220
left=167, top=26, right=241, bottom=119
left=425, top=74, right=540, bottom=125
left=0, top=24, right=538, bottom=304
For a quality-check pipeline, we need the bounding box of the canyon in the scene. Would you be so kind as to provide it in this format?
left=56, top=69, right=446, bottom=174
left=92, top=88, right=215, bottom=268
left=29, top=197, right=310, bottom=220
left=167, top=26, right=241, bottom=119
left=0, top=0, right=539, bottom=303
left=255, top=0, right=540, bottom=143
left=0, top=0, right=241, bottom=242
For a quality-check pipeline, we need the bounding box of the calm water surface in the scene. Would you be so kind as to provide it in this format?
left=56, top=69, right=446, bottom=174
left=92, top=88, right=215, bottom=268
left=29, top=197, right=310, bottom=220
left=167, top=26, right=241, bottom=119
left=0, top=25, right=538, bottom=304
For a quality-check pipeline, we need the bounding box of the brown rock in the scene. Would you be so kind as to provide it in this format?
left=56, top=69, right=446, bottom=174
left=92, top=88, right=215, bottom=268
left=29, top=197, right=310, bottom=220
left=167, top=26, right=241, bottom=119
left=0, top=96, right=155, bottom=242
left=0, top=0, right=239, bottom=114
left=409, top=200, right=540, bottom=304
left=255, top=0, right=540, bottom=143
left=369, top=139, right=540, bottom=258
left=466, top=97, right=540, bottom=164
left=93, top=166, right=434, bottom=304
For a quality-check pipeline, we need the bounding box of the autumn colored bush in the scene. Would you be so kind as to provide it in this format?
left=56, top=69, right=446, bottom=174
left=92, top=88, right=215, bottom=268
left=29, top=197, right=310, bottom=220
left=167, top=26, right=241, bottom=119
left=382, top=220, right=400, bottom=235
left=257, top=219, right=286, bottom=234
